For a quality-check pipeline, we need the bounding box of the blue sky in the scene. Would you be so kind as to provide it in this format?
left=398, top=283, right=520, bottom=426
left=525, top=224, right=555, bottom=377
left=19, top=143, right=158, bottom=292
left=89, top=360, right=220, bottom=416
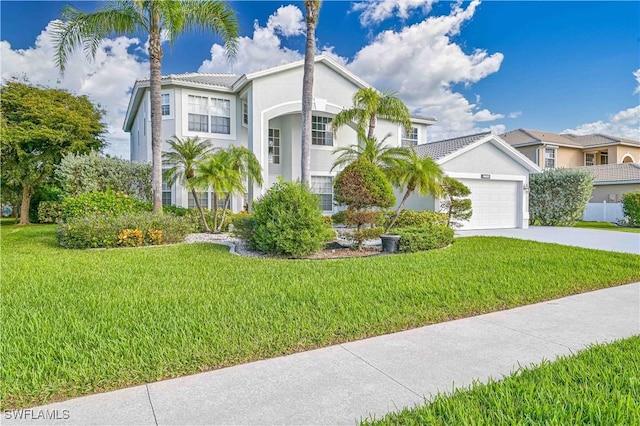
left=1, top=1, right=639, bottom=158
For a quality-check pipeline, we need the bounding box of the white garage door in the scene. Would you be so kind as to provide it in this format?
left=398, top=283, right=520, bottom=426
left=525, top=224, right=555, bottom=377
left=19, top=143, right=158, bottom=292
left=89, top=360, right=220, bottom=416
left=457, top=179, right=520, bottom=230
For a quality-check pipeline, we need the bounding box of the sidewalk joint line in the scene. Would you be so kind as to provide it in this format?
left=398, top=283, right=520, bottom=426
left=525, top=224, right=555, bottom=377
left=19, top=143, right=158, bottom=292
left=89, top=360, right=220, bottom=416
left=339, top=344, right=422, bottom=399
left=145, top=384, right=159, bottom=426
left=476, top=318, right=578, bottom=351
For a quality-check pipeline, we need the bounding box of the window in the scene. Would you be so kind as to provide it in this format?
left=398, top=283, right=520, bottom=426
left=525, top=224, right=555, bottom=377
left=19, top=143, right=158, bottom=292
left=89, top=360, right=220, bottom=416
left=401, top=127, right=419, bottom=147
left=162, top=181, right=172, bottom=206
left=212, top=193, right=229, bottom=210
left=600, top=152, right=608, bottom=165
left=210, top=98, right=231, bottom=134
left=311, top=176, right=333, bottom=211
left=269, top=128, right=280, bottom=164
left=312, top=116, right=333, bottom=146
left=585, top=153, right=595, bottom=166
left=544, top=148, right=556, bottom=169
left=242, top=101, right=248, bottom=126
left=188, top=191, right=209, bottom=209
left=188, top=95, right=208, bottom=132
left=161, top=93, right=170, bottom=116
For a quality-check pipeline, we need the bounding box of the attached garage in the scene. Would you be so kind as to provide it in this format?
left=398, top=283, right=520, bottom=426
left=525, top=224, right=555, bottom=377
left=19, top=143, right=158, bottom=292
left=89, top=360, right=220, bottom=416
left=405, top=132, right=540, bottom=230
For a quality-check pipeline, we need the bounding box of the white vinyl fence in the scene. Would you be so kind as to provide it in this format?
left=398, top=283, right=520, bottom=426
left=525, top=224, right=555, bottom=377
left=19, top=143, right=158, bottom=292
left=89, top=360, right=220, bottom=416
left=582, top=202, right=624, bottom=223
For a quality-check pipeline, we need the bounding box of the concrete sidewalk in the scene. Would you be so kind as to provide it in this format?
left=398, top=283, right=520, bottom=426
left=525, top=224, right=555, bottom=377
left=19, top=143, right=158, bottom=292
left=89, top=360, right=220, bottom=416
left=6, top=283, right=639, bottom=426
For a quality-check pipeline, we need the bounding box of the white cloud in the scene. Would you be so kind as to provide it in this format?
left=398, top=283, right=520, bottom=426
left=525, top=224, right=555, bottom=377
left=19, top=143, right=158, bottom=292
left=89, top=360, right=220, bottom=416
left=562, top=70, right=640, bottom=140
left=352, top=0, right=437, bottom=25
left=508, top=111, right=522, bottom=119
left=1, top=21, right=148, bottom=158
left=348, top=0, right=505, bottom=141
left=198, top=5, right=305, bottom=74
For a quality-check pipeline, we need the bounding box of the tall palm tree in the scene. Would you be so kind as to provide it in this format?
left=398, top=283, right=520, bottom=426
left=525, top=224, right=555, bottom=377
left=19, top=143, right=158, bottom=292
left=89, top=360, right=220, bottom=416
left=53, top=0, right=239, bottom=214
left=332, top=87, right=412, bottom=140
left=162, top=136, right=214, bottom=232
left=301, top=0, right=321, bottom=185
left=331, top=130, right=408, bottom=172
left=194, top=150, right=242, bottom=232
left=386, top=147, right=444, bottom=232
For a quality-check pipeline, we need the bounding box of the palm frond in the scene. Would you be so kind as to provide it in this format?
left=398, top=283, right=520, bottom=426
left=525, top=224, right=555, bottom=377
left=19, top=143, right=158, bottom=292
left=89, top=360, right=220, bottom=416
left=181, top=0, right=239, bottom=60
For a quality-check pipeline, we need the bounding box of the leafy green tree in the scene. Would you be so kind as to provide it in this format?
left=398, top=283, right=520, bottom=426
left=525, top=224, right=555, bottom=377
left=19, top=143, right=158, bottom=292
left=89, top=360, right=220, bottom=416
left=529, top=168, right=594, bottom=226
left=439, top=176, right=472, bottom=228
left=621, top=190, right=640, bottom=227
left=332, top=87, right=412, bottom=140
left=0, top=81, right=106, bottom=224
left=301, top=0, right=321, bottom=185
left=386, top=147, right=444, bottom=232
left=334, top=159, right=395, bottom=211
left=163, top=136, right=214, bottom=232
left=331, top=131, right=407, bottom=171
left=53, top=0, right=239, bottom=214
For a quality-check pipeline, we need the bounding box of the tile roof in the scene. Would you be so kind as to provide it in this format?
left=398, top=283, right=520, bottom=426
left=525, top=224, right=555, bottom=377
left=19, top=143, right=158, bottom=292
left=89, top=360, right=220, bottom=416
left=501, top=129, right=640, bottom=148
left=576, top=163, right=640, bottom=183
left=415, top=131, right=491, bottom=160
left=137, top=73, right=241, bottom=88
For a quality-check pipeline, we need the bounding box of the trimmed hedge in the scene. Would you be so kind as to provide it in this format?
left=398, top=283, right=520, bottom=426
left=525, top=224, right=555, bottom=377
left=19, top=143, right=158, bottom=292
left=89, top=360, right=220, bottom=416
left=333, top=159, right=395, bottom=209
left=56, top=212, right=196, bottom=249
left=530, top=168, right=594, bottom=226
left=61, top=190, right=151, bottom=220
left=621, top=190, right=640, bottom=227
left=395, top=224, right=454, bottom=253
left=389, top=209, right=449, bottom=229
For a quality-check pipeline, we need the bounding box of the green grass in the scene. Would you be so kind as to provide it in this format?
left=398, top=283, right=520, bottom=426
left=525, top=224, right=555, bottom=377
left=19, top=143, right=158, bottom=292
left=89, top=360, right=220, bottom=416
left=364, top=336, right=640, bottom=425
left=1, top=224, right=639, bottom=409
left=574, top=221, right=640, bottom=233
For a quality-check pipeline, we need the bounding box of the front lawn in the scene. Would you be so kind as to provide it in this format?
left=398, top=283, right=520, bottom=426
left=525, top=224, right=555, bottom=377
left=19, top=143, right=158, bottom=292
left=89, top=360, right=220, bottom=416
left=574, top=221, right=640, bottom=233
left=364, top=336, right=640, bottom=425
left=2, top=223, right=639, bottom=409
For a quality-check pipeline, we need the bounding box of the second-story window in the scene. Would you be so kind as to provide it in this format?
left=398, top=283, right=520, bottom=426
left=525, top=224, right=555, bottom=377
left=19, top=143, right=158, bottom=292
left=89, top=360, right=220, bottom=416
left=187, top=95, right=231, bottom=134
left=544, top=147, right=557, bottom=169
left=312, top=115, right=333, bottom=146
left=585, top=153, right=595, bottom=166
left=269, top=128, right=280, bottom=164
left=242, top=101, right=248, bottom=126
left=402, top=127, right=418, bottom=147
left=161, top=93, right=170, bottom=116
left=600, top=152, right=608, bottom=165
left=188, top=95, right=208, bottom=132
left=210, top=98, right=231, bottom=134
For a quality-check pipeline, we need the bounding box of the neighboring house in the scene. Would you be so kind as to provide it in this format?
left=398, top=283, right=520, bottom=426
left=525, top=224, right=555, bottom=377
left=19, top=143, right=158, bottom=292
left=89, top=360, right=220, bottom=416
left=500, top=129, right=640, bottom=169
left=404, top=132, right=541, bottom=230
left=123, top=55, right=435, bottom=214
left=577, top=163, right=640, bottom=203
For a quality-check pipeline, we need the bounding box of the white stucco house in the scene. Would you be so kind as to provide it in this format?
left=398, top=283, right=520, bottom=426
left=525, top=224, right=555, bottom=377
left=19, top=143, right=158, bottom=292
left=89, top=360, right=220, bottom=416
left=123, top=56, right=540, bottom=229
left=123, top=55, right=435, bottom=214
left=407, top=132, right=541, bottom=229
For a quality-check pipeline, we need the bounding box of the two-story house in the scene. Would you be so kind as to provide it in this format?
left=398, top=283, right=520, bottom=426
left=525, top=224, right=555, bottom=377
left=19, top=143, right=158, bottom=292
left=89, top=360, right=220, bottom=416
left=500, top=128, right=640, bottom=169
left=123, top=55, right=435, bottom=214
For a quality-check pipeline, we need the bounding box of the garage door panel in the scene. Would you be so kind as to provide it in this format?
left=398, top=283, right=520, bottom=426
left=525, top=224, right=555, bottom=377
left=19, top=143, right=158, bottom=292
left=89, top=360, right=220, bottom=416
left=458, top=179, right=520, bottom=230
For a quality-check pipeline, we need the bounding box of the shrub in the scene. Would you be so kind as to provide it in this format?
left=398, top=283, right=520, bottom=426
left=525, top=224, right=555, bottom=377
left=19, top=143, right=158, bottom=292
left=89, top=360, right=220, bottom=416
left=332, top=210, right=347, bottom=225
left=342, top=226, right=384, bottom=251
left=395, top=224, right=454, bottom=253
left=56, top=152, right=152, bottom=201
left=252, top=181, right=333, bottom=257
left=334, top=159, right=395, bottom=209
left=57, top=212, right=196, bottom=249
left=163, top=205, right=189, bottom=217
left=230, top=213, right=256, bottom=244
left=439, top=177, right=472, bottom=228
left=387, top=209, right=449, bottom=229
left=342, top=209, right=384, bottom=229
left=61, top=190, right=151, bottom=220
left=530, top=169, right=594, bottom=226
left=37, top=201, right=63, bottom=223
left=621, top=190, right=640, bottom=227
left=118, top=229, right=143, bottom=247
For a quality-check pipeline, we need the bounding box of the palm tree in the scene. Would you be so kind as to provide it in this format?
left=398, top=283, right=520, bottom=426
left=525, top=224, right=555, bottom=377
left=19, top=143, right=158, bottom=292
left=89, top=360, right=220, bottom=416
left=386, top=147, right=444, bottom=232
left=53, top=0, right=239, bottom=214
left=218, top=145, right=263, bottom=228
left=162, top=136, right=214, bottom=232
left=332, top=87, right=412, bottom=140
left=331, top=130, right=408, bottom=172
left=194, top=150, right=242, bottom=232
left=301, top=0, right=321, bottom=185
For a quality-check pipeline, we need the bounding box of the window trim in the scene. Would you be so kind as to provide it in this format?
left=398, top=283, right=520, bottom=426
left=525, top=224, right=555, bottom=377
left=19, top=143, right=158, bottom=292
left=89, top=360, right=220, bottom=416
left=183, top=90, right=236, bottom=140
left=544, top=147, right=557, bottom=169
left=242, top=100, right=249, bottom=127
left=310, top=174, right=334, bottom=213
left=585, top=152, right=595, bottom=167
left=161, top=92, right=172, bottom=118
left=311, top=115, right=334, bottom=147
left=600, top=151, right=608, bottom=165
left=401, top=127, right=419, bottom=147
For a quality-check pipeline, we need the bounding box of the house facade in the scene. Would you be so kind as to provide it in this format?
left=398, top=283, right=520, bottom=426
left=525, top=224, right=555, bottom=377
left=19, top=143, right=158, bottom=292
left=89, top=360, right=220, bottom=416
left=123, top=56, right=435, bottom=214
left=500, top=129, right=640, bottom=169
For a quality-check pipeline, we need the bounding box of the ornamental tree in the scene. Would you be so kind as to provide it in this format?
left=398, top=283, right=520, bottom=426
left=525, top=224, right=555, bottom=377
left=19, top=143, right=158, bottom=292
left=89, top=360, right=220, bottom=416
left=439, top=176, right=472, bottom=228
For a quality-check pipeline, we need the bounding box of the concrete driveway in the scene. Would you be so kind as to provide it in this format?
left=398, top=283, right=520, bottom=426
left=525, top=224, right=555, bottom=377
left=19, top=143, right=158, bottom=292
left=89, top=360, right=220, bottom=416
left=456, top=226, right=639, bottom=255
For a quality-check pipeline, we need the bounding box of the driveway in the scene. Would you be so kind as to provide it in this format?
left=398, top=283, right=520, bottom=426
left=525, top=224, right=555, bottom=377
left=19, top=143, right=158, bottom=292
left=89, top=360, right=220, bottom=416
left=456, top=226, right=639, bottom=255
